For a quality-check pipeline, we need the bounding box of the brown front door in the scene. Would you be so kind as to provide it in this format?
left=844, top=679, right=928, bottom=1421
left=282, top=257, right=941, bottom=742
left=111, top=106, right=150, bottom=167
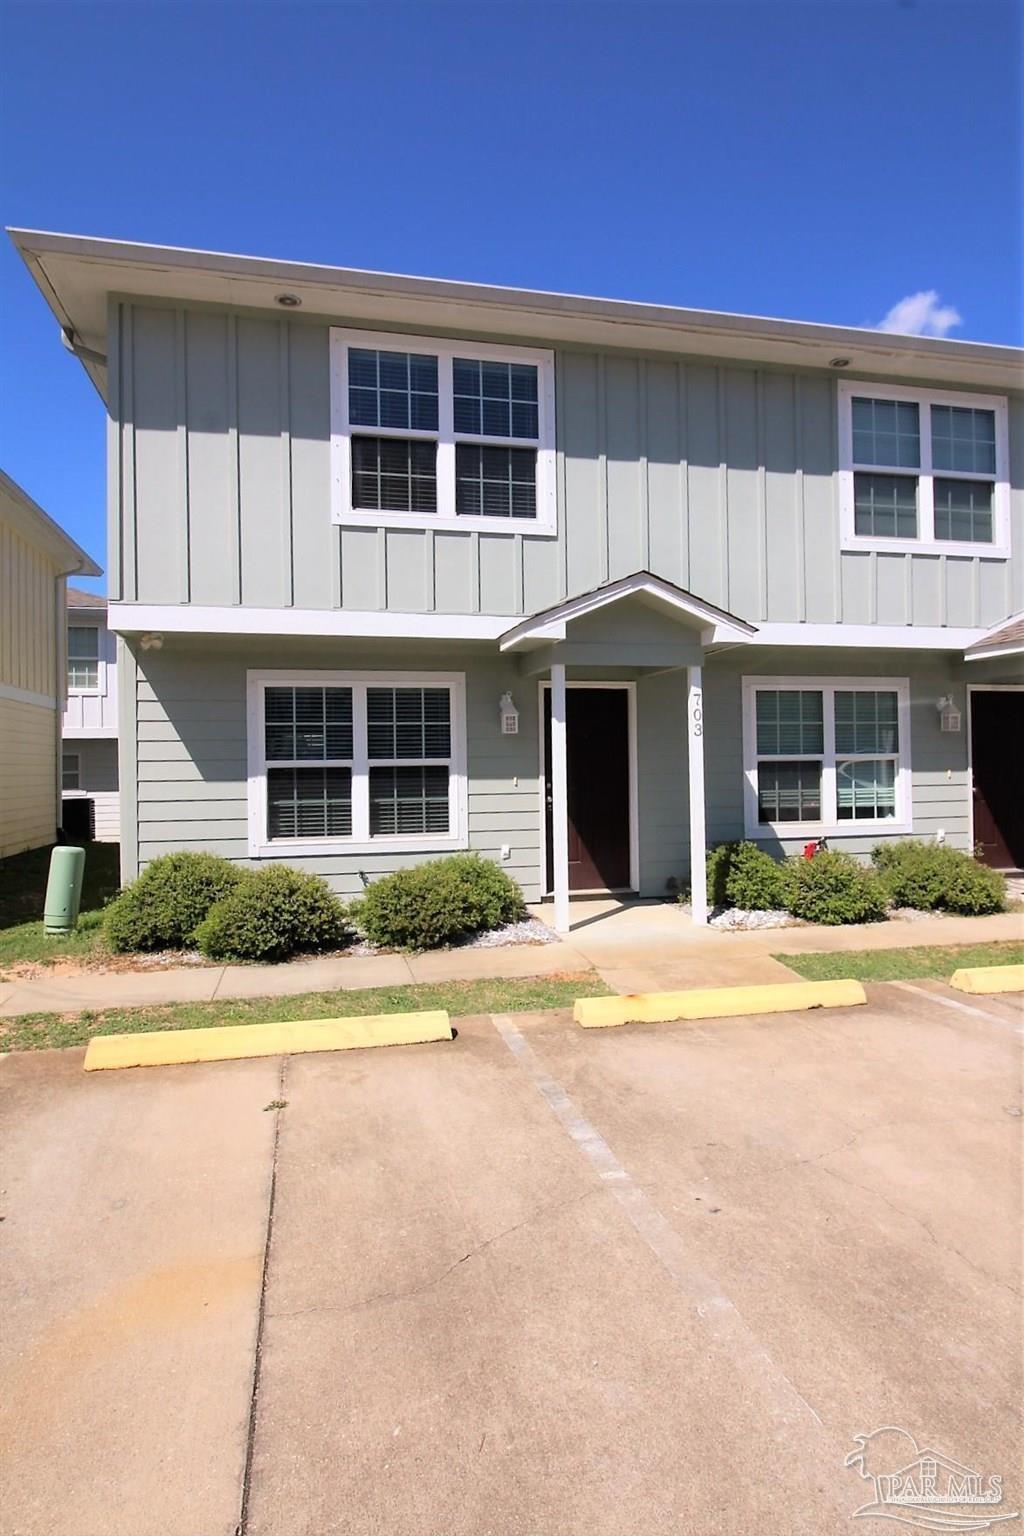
left=971, top=690, right=1024, bottom=870
left=544, top=687, right=631, bottom=892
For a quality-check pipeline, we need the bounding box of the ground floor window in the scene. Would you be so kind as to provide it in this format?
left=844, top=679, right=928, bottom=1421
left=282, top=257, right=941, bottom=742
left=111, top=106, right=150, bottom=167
left=247, top=671, right=466, bottom=856
left=61, top=751, right=80, bottom=791
left=742, top=676, right=911, bottom=837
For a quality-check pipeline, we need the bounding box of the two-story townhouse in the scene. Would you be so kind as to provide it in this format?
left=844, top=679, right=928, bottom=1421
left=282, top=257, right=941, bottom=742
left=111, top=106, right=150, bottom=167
left=0, top=468, right=101, bottom=857
left=11, top=230, right=1023, bottom=928
left=61, top=588, right=120, bottom=841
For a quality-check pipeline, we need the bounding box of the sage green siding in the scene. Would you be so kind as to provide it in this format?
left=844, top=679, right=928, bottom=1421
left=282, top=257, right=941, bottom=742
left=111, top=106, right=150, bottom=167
left=110, top=302, right=1023, bottom=628
left=121, top=640, right=979, bottom=897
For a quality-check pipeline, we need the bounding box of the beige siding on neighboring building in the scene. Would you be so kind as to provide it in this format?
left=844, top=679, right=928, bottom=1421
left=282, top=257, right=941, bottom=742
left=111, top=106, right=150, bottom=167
left=0, top=695, right=57, bottom=856
left=0, top=520, right=58, bottom=698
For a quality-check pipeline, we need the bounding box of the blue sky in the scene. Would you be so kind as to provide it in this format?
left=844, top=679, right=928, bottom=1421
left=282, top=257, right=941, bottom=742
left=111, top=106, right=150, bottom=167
left=1, top=0, right=1020, bottom=593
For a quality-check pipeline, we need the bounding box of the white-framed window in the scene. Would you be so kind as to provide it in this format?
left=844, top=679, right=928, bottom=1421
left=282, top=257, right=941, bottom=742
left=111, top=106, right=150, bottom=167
left=837, top=382, right=1009, bottom=557
left=67, top=625, right=101, bottom=692
left=246, top=670, right=468, bottom=857
left=330, top=328, right=557, bottom=536
left=742, top=676, right=912, bottom=838
left=61, top=751, right=81, bottom=791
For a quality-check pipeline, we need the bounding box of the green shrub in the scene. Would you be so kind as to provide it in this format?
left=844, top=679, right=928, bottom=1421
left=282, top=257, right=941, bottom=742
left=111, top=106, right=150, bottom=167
left=872, top=840, right=1005, bottom=915
left=787, top=850, right=888, bottom=926
left=705, top=843, right=739, bottom=907
left=352, top=853, right=526, bottom=951
left=104, top=852, right=242, bottom=952
left=724, top=842, right=795, bottom=911
left=195, top=864, right=352, bottom=962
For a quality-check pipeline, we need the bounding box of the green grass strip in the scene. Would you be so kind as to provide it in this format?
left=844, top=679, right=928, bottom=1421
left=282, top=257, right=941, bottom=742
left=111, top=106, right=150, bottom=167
left=0, top=972, right=612, bottom=1053
left=776, top=941, right=1024, bottom=984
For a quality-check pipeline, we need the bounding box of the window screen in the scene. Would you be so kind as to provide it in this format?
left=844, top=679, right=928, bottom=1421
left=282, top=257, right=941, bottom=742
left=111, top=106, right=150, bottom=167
left=455, top=445, right=538, bottom=519
left=933, top=479, right=993, bottom=543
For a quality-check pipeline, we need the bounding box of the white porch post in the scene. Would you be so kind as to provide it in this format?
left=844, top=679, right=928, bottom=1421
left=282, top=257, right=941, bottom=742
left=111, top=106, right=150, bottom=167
left=550, top=662, right=571, bottom=934
left=687, top=665, right=708, bottom=926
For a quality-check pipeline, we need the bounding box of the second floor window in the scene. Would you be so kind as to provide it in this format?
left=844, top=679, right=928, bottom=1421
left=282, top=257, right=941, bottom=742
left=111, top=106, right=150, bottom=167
left=331, top=329, right=556, bottom=536
left=67, top=626, right=100, bottom=691
left=838, top=383, right=1009, bottom=557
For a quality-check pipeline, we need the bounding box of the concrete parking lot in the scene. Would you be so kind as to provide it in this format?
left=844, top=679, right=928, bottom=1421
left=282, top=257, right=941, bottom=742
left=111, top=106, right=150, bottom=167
left=1, top=981, right=1021, bottom=1535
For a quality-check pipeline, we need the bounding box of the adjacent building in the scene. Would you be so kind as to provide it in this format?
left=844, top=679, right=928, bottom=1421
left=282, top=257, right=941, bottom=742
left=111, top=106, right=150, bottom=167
left=0, top=468, right=101, bottom=858
left=10, top=230, right=1022, bottom=926
left=61, top=588, right=120, bottom=841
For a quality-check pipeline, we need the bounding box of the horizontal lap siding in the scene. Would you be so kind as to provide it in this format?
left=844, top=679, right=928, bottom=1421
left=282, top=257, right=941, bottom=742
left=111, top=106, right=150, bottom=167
left=117, top=303, right=1024, bottom=629
left=129, top=644, right=544, bottom=898
left=703, top=651, right=972, bottom=858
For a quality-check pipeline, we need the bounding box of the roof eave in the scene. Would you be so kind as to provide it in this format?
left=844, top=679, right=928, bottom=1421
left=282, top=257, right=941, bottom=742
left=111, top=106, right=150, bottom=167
left=9, top=229, right=1023, bottom=405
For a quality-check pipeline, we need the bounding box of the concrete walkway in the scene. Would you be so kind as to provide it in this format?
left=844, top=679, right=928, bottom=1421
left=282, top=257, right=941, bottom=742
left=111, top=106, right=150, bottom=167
left=1, top=902, right=1020, bottom=1017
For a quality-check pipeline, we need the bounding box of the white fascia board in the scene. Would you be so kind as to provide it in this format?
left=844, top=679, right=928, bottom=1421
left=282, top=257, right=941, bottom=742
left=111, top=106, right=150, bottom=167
left=107, top=604, right=509, bottom=641
left=499, top=572, right=755, bottom=651
left=963, top=642, right=1024, bottom=662
left=744, top=623, right=987, bottom=651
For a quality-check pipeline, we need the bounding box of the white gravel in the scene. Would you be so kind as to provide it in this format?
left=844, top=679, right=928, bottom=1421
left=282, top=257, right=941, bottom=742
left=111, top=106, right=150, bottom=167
left=458, top=917, right=559, bottom=948
left=707, top=906, right=799, bottom=931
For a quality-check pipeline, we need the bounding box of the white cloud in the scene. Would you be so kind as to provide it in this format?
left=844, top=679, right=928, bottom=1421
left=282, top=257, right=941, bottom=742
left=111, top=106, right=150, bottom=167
left=876, top=290, right=963, bottom=338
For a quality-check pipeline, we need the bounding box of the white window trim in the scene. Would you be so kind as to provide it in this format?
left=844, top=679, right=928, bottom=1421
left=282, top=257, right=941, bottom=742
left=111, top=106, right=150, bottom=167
left=246, top=669, right=468, bottom=857
left=837, top=381, right=1010, bottom=558
left=742, top=675, right=912, bottom=839
left=66, top=623, right=104, bottom=696
left=61, top=751, right=81, bottom=792
left=329, top=327, right=557, bottom=537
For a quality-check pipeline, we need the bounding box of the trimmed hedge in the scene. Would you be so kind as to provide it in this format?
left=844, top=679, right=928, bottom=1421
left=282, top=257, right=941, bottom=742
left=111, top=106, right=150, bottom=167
left=104, top=852, right=242, bottom=952
left=352, top=853, right=526, bottom=951
left=787, top=850, right=888, bottom=926
left=724, top=842, right=795, bottom=911
left=196, top=865, right=353, bottom=962
left=872, top=841, right=1006, bottom=916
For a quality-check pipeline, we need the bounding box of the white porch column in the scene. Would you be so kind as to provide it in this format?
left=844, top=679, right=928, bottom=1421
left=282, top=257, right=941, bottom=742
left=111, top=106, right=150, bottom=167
left=550, top=662, right=571, bottom=934
left=687, top=665, right=708, bottom=926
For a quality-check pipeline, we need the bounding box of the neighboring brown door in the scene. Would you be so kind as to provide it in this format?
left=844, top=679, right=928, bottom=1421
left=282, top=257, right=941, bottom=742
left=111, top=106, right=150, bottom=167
left=971, top=690, right=1024, bottom=870
left=544, top=687, right=631, bottom=892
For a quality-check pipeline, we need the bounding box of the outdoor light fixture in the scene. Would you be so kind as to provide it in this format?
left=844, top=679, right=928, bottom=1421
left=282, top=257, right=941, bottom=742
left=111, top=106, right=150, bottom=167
left=140, top=632, right=164, bottom=651
left=829, top=357, right=851, bottom=368
left=499, top=692, right=519, bottom=735
left=275, top=293, right=302, bottom=308
left=936, top=695, right=961, bottom=732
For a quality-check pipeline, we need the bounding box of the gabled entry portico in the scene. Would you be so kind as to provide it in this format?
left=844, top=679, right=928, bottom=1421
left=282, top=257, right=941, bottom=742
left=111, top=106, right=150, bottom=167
left=500, top=573, right=757, bottom=933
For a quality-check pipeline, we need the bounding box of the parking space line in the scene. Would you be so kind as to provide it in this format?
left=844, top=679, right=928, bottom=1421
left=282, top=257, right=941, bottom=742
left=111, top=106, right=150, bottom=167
left=490, top=1013, right=828, bottom=1434
left=892, top=982, right=1024, bottom=1036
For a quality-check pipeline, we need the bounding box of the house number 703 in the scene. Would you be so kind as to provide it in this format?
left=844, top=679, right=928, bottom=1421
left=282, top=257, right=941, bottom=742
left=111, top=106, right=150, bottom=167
left=691, top=689, right=703, bottom=738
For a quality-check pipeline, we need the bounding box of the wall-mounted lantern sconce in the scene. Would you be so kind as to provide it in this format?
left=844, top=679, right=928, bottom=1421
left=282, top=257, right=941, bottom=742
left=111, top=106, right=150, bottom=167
left=937, top=695, right=961, bottom=732
left=499, top=691, right=519, bottom=735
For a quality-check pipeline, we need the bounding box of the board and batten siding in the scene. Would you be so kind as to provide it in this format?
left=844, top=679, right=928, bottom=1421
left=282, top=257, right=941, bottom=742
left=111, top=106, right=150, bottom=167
left=0, top=520, right=59, bottom=701
left=1, top=511, right=62, bottom=856
left=110, top=302, right=1023, bottom=628
left=0, top=697, right=57, bottom=857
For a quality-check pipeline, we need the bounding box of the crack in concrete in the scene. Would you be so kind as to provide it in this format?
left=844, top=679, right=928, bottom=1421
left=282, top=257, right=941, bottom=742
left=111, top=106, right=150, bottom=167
left=235, top=1056, right=288, bottom=1536
left=267, top=1187, right=599, bottom=1325
left=812, top=1160, right=1021, bottom=1299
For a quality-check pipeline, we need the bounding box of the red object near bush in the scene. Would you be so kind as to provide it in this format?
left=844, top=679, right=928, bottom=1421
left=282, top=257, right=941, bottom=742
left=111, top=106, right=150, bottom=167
left=803, top=841, right=818, bottom=860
